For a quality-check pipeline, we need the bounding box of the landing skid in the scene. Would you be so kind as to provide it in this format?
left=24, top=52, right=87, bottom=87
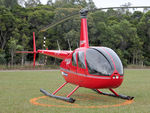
left=40, top=82, right=79, bottom=103
left=93, top=89, right=134, bottom=100
left=40, top=83, right=134, bottom=103
left=40, top=89, right=75, bottom=103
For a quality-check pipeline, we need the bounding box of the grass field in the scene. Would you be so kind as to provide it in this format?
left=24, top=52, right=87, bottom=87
left=0, top=69, right=150, bottom=113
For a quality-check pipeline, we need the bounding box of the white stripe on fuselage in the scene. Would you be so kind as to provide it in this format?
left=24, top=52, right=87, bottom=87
left=60, top=68, right=111, bottom=79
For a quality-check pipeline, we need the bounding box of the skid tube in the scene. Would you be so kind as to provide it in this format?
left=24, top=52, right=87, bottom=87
left=93, top=88, right=134, bottom=100
left=40, top=82, right=79, bottom=103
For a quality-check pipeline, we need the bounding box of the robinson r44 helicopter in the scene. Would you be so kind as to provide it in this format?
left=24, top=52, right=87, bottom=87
left=17, top=6, right=150, bottom=103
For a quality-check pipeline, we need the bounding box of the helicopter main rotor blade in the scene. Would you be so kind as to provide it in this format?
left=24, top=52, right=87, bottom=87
left=40, top=12, right=79, bottom=32
left=91, top=6, right=150, bottom=11
left=39, top=6, right=150, bottom=32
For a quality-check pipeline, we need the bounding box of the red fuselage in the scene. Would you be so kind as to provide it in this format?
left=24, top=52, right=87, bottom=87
left=60, top=47, right=123, bottom=89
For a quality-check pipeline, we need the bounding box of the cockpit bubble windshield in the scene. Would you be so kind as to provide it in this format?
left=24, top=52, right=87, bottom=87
left=86, top=48, right=114, bottom=76
left=100, top=47, right=124, bottom=75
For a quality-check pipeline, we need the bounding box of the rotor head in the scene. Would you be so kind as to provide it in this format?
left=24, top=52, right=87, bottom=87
left=80, top=8, right=88, bottom=18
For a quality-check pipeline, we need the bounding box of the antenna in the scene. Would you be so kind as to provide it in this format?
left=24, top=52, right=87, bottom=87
left=57, top=40, right=61, bottom=51
left=67, top=39, right=72, bottom=51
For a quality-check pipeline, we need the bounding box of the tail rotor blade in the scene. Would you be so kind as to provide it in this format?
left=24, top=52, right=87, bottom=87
left=33, top=32, right=37, bottom=68
left=33, top=32, right=36, bottom=53
left=33, top=53, right=36, bottom=68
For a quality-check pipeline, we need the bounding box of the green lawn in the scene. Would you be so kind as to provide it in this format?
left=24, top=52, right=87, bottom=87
left=0, top=69, right=150, bottom=113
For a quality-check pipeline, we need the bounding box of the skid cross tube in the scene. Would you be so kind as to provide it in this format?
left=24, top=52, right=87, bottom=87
left=67, top=85, right=80, bottom=97
left=109, top=88, right=119, bottom=96
left=52, top=82, right=67, bottom=95
left=40, top=83, right=80, bottom=103
left=93, top=89, right=134, bottom=100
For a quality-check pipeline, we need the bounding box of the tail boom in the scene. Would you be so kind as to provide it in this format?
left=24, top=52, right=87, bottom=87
left=37, top=50, right=72, bottom=60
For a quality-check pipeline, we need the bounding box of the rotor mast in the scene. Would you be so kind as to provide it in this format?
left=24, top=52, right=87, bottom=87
left=79, top=9, right=89, bottom=48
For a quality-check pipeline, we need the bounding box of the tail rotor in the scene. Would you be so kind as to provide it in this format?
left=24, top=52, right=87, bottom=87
left=16, top=32, right=38, bottom=68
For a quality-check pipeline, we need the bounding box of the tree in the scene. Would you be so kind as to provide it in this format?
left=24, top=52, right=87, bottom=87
left=25, top=0, right=41, bottom=8
left=1, top=2, right=150, bottom=67
left=18, top=0, right=25, bottom=7
left=0, top=49, right=6, bottom=65
left=64, top=29, right=79, bottom=49
left=111, top=20, right=143, bottom=65
left=137, top=11, right=150, bottom=65
left=0, top=0, right=4, bottom=6
left=86, top=0, right=96, bottom=9
left=3, top=0, right=18, bottom=8
left=20, top=34, right=29, bottom=66
left=0, top=7, right=16, bottom=50
left=47, top=0, right=53, bottom=6
left=119, top=2, right=132, bottom=14
left=7, top=37, right=18, bottom=65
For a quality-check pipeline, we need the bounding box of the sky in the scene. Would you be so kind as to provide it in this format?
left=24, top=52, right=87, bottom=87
left=41, top=0, right=150, bottom=8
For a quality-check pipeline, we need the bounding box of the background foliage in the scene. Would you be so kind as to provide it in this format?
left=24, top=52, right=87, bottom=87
left=1, top=0, right=150, bottom=68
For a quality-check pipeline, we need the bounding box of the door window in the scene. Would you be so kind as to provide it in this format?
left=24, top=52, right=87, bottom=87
left=77, top=51, right=86, bottom=69
left=72, top=52, right=77, bottom=66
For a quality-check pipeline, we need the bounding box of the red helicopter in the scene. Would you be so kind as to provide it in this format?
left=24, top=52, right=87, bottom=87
left=17, top=8, right=138, bottom=103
